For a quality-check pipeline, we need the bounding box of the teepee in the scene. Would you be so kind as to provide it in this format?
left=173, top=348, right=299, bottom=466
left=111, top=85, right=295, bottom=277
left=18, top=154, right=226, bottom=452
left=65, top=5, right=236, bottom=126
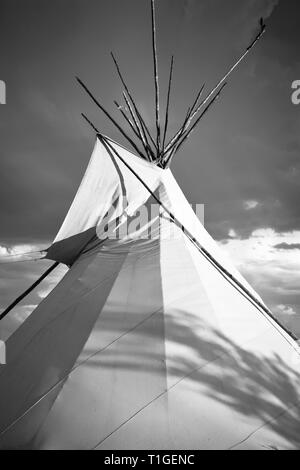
left=0, top=1, right=299, bottom=450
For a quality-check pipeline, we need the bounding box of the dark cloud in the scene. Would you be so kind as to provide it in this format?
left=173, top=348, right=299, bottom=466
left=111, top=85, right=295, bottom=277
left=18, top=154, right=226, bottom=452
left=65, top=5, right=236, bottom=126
left=274, top=243, right=300, bottom=251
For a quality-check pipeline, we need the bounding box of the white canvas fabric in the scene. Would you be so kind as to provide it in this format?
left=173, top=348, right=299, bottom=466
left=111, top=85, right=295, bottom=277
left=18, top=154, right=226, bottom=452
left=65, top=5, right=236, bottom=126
left=0, top=137, right=299, bottom=450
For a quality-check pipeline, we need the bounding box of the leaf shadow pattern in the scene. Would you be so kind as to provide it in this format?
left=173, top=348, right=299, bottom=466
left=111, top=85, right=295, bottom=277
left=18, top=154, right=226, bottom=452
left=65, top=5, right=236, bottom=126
left=1, top=268, right=299, bottom=450
left=80, top=306, right=300, bottom=449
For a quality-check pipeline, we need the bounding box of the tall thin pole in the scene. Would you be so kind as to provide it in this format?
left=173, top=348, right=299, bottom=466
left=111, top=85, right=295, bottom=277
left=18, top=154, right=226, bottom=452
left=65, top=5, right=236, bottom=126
left=151, top=0, right=161, bottom=155
left=186, top=83, right=205, bottom=122
left=175, top=83, right=227, bottom=154
left=164, top=22, right=266, bottom=154
left=163, top=84, right=226, bottom=168
left=163, top=106, right=192, bottom=167
left=134, top=106, right=157, bottom=151
left=114, top=100, right=142, bottom=141
left=76, top=77, right=146, bottom=159
left=162, top=55, right=174, bottom=152
left=110, top=52, right=154, bottom=157
left=0, top=262, right=59, bottom=321
left=190, top=25, right=265, bottom=122
left=122, top=92, right=153, bottom=161
left=162, top=83, right=205, bottom=163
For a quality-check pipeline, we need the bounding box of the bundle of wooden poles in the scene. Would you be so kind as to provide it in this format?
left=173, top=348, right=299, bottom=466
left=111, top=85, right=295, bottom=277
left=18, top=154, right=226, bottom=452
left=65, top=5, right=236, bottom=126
left=77, top=1, right=266, bottom=169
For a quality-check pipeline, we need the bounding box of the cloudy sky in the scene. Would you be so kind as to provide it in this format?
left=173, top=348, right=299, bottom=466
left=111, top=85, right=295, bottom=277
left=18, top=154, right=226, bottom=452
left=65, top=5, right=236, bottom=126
left=0, top=0, right=299, bottom=339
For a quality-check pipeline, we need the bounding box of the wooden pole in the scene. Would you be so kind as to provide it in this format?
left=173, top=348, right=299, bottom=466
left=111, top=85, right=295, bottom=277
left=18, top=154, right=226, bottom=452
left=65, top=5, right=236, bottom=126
left=110, top=52, right=154, bottom=157
left=76, top=76, right=146, bottom=159
left=133, top=106, right=157, bottom=152
left=122, top=92, right=153, bottom=161
left=162, top=106, right=192, bottom=167
left=81, top=112, right=99, bottom=134
left=189, top=24, right=265, bottom=123
left=187, top=83, right=205, bottom=121
left=162, top=84, right=205, bottom=164
left=191, top=29, right=265, bottom=122
left=114, top=100, right=142, bottom=141
left=163, top=83, right=205, bottom=158
left=164, top=22, right=266, bottom=154
left=175, top=83, right=227, bottom=154
left=114, top=100, right=151, bottom=160
left=0, top=262, right=59, bottom=321
left=151, top=0, right=161, bottom=154
left=162, top=55, right=174, bottom=152
left=163, top=84, right=226, bottom=168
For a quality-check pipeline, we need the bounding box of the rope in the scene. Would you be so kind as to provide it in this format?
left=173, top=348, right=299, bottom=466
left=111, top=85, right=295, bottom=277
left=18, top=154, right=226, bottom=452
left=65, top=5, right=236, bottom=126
left=0, top=257, right=46, bottom=266
left=0, top=249, right=46, bottom=260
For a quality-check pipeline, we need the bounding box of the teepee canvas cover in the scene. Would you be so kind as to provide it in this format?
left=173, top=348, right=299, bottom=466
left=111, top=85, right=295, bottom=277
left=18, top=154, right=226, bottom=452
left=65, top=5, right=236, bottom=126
left=0, top=136, right=299, bottom=450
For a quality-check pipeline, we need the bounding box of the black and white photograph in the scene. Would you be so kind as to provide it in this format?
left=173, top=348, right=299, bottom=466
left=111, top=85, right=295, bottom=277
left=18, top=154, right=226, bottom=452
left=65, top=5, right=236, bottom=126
left=0, top=0, right=299, bottom=453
